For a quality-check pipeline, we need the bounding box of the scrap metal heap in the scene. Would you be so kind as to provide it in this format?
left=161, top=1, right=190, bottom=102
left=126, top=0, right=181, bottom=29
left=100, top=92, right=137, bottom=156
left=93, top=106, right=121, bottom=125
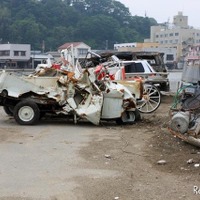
left=169, top=62, right=200, bottom=147
left=0, top=50, right=143, bottom=125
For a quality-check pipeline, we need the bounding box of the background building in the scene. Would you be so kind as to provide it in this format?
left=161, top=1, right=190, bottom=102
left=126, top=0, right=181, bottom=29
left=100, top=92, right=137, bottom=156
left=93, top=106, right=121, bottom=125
left=145, top=12, right=200, bottom=66
left=115, top=42, right=177, bottom=69
left=30, top=51, right=54, bottom=69
left=0, top=42, right=91, bottom=69
left=58, top=42, right=91, bottom=59
left=114, top=43, right=137, bottom=51
left=115, top=42, right=160, bottom=51
left=185, top=44, right=200, bottom=64
left=0, top=44, right=30, bottom=69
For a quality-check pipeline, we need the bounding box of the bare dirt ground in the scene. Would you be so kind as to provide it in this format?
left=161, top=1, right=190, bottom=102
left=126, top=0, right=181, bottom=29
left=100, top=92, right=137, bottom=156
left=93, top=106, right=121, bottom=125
left=0, top=96, right=200, bottom=200
left=75, top=96, right=200, bottom=200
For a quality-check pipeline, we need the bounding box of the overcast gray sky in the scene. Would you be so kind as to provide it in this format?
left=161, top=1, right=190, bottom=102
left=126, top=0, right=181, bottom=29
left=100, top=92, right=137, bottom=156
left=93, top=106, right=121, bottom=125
left=118, top=0, right=200, bottom=28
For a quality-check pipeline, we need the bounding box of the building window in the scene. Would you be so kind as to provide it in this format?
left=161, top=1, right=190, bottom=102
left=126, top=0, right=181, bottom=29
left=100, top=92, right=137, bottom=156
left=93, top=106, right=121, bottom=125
left=0, top=50, right=10, bottom=56
left=78, top=48, right=88, bottom=56
left=166, top=54, right=174, bottom=61
left=169, top=33, right=173, bottom=36
left=14, top=51, right=19, bottom=56
left=21, top=51, right=26, bottom=56
left=11, top=62, right=17, bottom=68
left=156, top=35, right=159, bottom=38
left=165, top=34, right=168, bottom=37
left=175, top=33, right=179, bottom=36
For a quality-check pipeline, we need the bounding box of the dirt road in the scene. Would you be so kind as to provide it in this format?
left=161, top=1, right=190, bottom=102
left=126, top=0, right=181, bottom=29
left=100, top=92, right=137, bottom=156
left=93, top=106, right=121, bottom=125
left=0, top=96, right=200, bottom=200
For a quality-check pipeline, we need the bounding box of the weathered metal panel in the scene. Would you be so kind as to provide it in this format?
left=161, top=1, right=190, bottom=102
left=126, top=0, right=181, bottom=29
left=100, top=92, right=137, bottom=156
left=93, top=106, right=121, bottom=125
left=75, top=94, right=103, bottom=125
left=24, top=76, right=58, bottom=88
left=117, top=80, right=143, bottom=100
left=101, top=97, right=123, bottom=119
left=0, top=72, right=47, bottom=98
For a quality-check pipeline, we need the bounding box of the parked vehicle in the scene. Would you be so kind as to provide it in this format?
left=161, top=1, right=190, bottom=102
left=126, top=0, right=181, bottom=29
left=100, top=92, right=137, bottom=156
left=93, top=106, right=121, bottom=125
left=122, top=60, right=168, bottom=90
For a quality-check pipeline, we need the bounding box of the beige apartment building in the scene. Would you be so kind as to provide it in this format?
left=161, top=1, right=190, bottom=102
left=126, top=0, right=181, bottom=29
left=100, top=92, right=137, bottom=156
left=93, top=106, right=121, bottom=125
left=145, top=12, right=200, bottom=62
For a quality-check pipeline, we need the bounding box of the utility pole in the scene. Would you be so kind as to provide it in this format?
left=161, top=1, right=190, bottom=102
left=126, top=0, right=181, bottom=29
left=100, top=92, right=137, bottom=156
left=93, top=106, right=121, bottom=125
left=42, top=40, right=45, bottom=53
left=105, top=40, right=108, bottom=50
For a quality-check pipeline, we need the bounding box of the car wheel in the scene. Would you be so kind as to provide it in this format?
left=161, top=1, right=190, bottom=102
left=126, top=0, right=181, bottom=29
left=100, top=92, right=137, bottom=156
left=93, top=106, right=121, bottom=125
left=3, top=106, right=14, bottom=116
left=160, top=82, right=169, bottom=91
left=116, top=111, right=136, bottom=125
left=134, top=109, right=141, bottom=121
left=14, top=100, right=40, bottom=125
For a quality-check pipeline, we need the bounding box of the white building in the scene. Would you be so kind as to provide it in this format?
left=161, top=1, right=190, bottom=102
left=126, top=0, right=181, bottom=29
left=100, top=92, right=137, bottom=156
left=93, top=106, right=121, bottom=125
left=58, top=42, right=91, bottom=59
left=114, top=43, right=137, bottom=50
left=0, top=44, right=31, bottom=69
left=31, top=51, right=54, bottom=68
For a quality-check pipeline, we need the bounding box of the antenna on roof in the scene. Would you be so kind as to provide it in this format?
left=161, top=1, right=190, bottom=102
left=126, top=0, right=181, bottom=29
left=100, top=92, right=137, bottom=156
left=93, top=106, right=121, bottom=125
left=145, top=10, right=147, bottom=17
left=165, top=17, right=170, bottom=29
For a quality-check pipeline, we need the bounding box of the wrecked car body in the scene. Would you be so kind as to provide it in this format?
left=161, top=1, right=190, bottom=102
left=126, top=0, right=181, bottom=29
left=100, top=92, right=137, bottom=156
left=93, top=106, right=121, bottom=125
left=0, top=67, right=140, bottom=125
left=86, top=52, right=161, bottom=113
left=84, top=51, right=169, bottom=92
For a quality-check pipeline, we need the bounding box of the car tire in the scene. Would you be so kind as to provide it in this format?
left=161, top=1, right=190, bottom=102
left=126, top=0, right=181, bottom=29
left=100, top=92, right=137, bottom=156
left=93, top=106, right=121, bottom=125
left=116, top=111, right=136, bottom=125
left=3, top=106, right=14, bottom=116
left=134, top=109, right=141, bottom=121
left=160, top=82, right=169, bottom=92
left=13, top=100, right=40, bottom=125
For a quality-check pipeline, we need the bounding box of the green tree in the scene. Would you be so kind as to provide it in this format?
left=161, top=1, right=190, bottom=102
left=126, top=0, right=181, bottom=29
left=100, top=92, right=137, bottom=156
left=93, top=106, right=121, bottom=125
left=74, top=15, right=122, bottom=49
left=0, top=0, right=158, bottom=50
left=10, top=19, right=43, bottom=48
left=0, top=6, right=11, bottom=43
